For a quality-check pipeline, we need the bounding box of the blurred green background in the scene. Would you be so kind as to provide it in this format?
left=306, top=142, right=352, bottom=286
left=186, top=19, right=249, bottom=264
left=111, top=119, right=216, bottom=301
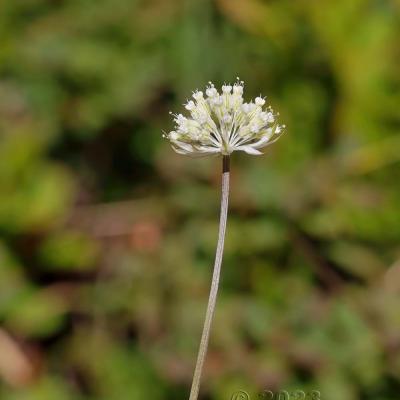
left=1, top=0, right=400, bottom=399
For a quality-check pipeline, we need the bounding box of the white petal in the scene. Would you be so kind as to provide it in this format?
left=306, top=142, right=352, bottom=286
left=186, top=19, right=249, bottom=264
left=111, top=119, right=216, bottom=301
left=253, top=135, right=283, bottom=150
left=251, top=125, right=283, bottom=149
left=236, top=145, right=263, bottom=155
left=250, top=133, right=273, bottom=148
left=196, top=146, right=221, bottom=154
left=171, top=140, right=195, bottom=153
left=172, top=146, right=191, bottom=155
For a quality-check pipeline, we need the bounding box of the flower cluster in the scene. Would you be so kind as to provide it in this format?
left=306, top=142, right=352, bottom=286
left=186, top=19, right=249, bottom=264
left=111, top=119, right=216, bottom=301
left=164, top=80, right=285, bottom=156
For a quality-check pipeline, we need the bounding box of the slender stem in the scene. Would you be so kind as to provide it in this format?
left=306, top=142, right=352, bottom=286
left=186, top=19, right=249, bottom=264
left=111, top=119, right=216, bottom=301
left=189, top=155, right=230, bottom=400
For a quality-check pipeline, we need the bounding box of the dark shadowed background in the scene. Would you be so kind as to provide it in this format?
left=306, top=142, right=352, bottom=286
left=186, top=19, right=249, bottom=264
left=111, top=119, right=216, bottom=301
left=1, top=0, right=400, bottom=399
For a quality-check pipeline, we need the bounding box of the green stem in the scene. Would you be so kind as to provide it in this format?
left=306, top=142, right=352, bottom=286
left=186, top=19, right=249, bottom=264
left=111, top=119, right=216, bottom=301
left=189, top=155, right=230, bottom=400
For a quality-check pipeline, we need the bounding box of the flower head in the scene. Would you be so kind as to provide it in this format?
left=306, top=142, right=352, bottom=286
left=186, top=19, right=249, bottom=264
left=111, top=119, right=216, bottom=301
left=164, top=79, right=285, bottom=156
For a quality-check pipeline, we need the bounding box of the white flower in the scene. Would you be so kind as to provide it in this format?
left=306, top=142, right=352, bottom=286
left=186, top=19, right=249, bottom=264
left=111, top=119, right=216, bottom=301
left=164, top=79, right=285, bottom=156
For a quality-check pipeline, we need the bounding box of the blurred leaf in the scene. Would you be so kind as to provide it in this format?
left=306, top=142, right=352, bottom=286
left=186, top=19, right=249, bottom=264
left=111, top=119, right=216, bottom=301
left=327, top=241, right=385, bottom=280
left=38, top=230, right=99, bottom=271
left=5, top=289, right=67, bottom=338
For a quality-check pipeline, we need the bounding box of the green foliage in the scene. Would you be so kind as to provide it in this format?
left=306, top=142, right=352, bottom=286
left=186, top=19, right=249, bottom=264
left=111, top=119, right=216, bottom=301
left=1, top=0, right=400, bottom=398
